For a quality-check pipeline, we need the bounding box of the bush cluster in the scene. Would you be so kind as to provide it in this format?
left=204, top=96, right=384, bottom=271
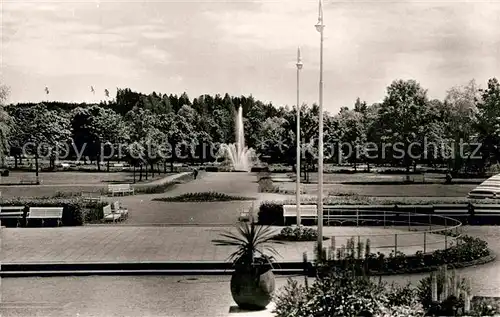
left=275, top=245, right=497, bottom=317
left=273, top=270, right=424, bottom=317
left=152, top=191, right=254, bottom=202
left=273, top=226, right=328, bottom=241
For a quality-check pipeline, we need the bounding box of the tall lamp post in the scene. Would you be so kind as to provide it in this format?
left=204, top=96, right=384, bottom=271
left=315, top=0, right=325, bottom=258
left=296, top=47, right=303, bottom=226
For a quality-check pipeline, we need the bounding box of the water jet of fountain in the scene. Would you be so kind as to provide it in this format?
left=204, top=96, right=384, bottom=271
left=220, top=106, right=253, bottom=172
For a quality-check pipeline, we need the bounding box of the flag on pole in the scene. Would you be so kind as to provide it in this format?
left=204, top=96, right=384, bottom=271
left=104, top=89, right=109, bottom=98
left=44, top=86, right=49, bottom=95
left=90, top=86, right=95, bottom=94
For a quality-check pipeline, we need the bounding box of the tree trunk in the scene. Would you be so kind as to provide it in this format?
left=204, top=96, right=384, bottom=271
left=164, top=160, right=167, bottom=174
left=151, top=163, right=155, bottom=177
left=139, top=164, right=143, bottom=181
left=145, top=162, right=148, bottom=180
left=133, top=164, right=136, bottom=183
left=14, top=156, right=18, bottom=169
left=35, top=152, right=39, bottom=184
left=107, top=160, right=110, bottom=172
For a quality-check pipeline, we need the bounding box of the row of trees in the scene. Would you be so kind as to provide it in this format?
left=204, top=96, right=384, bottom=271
left=1, top=78, right=500, bottom=177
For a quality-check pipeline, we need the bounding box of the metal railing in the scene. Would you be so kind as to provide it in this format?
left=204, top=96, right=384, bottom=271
left=321, top=209, right=462, bottom=256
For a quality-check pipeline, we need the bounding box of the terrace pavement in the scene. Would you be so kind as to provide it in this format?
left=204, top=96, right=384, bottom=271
left=1, top=226, right=448, bottom=264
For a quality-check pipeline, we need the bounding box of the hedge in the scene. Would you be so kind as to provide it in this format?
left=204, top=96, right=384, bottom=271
left=0, top=198, right=107, bottom=226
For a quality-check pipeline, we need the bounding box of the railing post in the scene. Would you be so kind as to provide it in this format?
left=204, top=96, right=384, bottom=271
left=424, top=231, right=427, bottom=253
left=383, top=210, right=386, bottom=228
left=429, top=214, right=432, bottom=230
left=408, top=211, right=411, bottom=231
left=394, top=234, right=398, bottom=254
left=445, top=233, right=448, bottom=249
left=356, top=209, right=359, bottom=227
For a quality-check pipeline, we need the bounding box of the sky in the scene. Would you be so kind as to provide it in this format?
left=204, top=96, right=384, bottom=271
left=1, top=0, right=500, bottom=113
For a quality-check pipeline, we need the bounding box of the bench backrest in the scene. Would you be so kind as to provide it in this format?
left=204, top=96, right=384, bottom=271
left=103, top=205, right=112, bottom=216
left=283, top=205, right=317, bottom=217
left=0, top=206, right=25, bottom=212
left=108, top=184, right=131, bottom=191
left=112, top=201, right=121, bottom=210
left=28, top=207, right=63, bottom=219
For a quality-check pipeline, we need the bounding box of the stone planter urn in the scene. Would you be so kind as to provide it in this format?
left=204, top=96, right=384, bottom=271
left=230, top=263, right=275, bottom=310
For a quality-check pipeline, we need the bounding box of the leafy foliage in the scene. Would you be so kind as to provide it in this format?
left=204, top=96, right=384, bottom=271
left=4, top=77, right=500, bottom=175
left=212, top=222, right=282, bottom=269
left=274, top=225, right=328, bottom=241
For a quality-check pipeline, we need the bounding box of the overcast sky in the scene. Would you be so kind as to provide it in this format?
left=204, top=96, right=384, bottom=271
left=2, top=0, right=500, bottom=113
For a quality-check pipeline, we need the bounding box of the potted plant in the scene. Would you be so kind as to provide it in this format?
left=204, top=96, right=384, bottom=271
left=212, top=221, right=282, bottom=310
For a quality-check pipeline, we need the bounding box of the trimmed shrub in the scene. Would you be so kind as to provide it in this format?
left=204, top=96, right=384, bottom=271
left=152, top=191, right=255, bottom=202
left=274, top=226, right=328, bottom=241
left=251, top=166, right=269, bottom=173
left=258, top=202, right=285, bottom=225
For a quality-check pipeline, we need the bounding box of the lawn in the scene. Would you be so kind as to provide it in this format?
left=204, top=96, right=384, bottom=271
left=301, top=172, right=486, bottom=184
left=276, top=178, right=477, bottom=197
left=0, top=171, right=174, bottom=185
left=0, top=171, right=176, bottom=198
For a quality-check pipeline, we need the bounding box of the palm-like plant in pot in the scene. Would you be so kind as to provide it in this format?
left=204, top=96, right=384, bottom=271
left=212, top=222, right=282, bottom=310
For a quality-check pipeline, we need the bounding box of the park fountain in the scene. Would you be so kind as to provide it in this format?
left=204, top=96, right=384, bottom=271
left=220, top=106, right=254, bottom=172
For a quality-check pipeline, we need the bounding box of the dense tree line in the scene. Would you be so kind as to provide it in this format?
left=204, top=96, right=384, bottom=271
left=1, top=78, right=500, bottom=177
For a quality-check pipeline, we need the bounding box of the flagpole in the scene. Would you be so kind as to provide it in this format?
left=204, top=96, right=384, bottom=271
left=315, top=0, right=325, bottom=259
left=296, top=47, right=303, bottom=226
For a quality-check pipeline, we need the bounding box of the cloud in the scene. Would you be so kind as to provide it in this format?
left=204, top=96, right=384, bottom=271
left=139, top=47, right=171, bottom=64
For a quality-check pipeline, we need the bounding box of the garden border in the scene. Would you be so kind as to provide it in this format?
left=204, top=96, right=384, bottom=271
left=364, top=249, right=496, bottom=276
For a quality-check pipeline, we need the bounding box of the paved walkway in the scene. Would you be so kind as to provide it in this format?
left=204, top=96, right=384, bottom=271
left=99, top=172, right=259, bottom=225
left=1, top=226, right=447, bottom=264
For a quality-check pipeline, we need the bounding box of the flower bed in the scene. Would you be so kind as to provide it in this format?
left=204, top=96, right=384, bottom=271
left=152, top=191, right=255, bottom=202
left=273, top=226, right=329, bottom=241
left=312, top=235, right=493, bottom=276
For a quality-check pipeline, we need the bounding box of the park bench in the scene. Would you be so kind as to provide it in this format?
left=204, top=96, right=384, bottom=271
left=0, top=206, right=25, bottom=227
left=81, top=191, right=102, bottom=202
left=108, top=184, right=134, bottom=196
left=111, top=201, right=129, bottom=219
left=20, top=175, right=40, bottom=185
left=26, top=207, right=63, bottom=226
left=103, top=204, right=122, bottom=222
left=283, top=204, right=317, bottom=225
left=432, top=204, right=469, bottom=215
